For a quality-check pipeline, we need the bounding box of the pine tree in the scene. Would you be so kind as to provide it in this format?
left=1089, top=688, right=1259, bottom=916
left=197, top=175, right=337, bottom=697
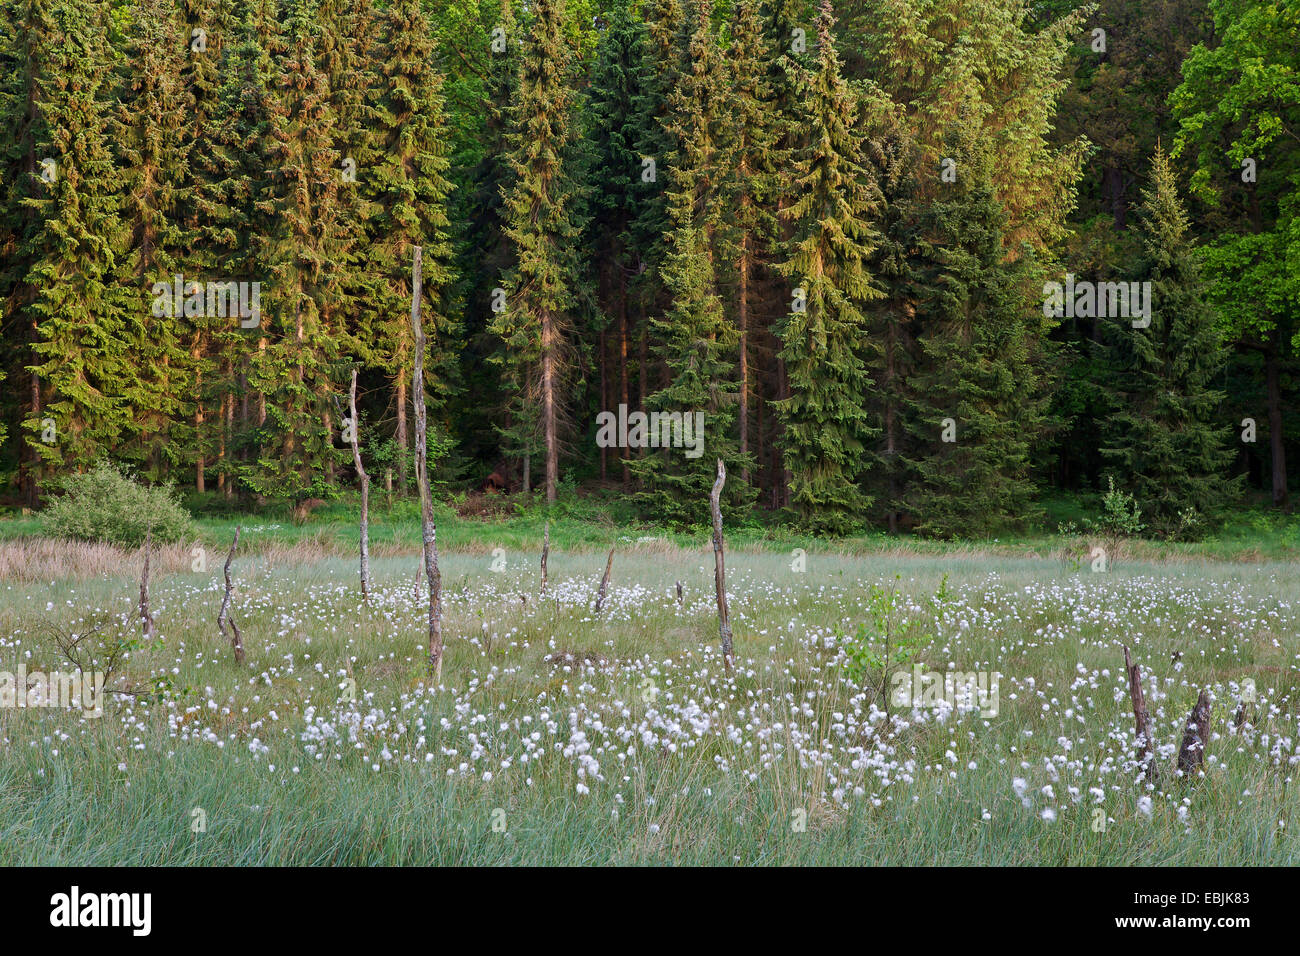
left=724, top=0, right=784, bottom=486
left=772, top=0, right=881, bottom=535
left=457, top=0, right=520, bottom=478
left=494, top=0, right=586, bottom=504
left=624, top=0, right=682, bottom=358
left=22, top=0, right=135, bottom=473
left=632, top=0, right=752, bottom=526
left=243, top=0, right=351, bottom=511
left=1100, top=146, right=1240, bottom=536
left=903, top=122, right=1049, bottom=539
left=584, top=0, right=643, bottom=485
left=193, top=0, right=281, bottom=498
left=759, top=0, right=814, bottom=508
left=317, top=0, right=378, bottom=358
left=860, top=87, right=922, bottom=533
left=366, top=0, right=458, bottom=492
left=113, top=0, right=193, bottom=480
left=0, top=0, right=52, bottom=488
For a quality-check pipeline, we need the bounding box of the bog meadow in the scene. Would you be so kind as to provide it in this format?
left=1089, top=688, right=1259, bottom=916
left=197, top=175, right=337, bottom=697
left=0, top=0, right=1297, bottom=866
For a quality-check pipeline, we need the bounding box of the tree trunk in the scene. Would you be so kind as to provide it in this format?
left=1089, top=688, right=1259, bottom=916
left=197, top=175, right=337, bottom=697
left=218, top=527, right=244, bottom=664
left=28, top=362, right=41, bottom=507
left=540, top=520, right=549, bottom=594
left=638, top=310, right=647, bottom=470
left=599, top=326, right=607, bottom=483
left=885, top=319, right=898, bottom=533
left=1123, top=645, right=1159, bottom=784
left=349, top=368, right=370, bottom=602
left=410, top=248, right=444, bottom=679
left=139, top=530, right=154, bottom=639
left=195, top=359, right=205, bottom=493
left=1177, top=689, right=1211, bottom=777
left=776, top=356, right=790, bottom=509
left=711, top=459, right=733, bottom=668
left=593, top=547, right=615, bottom=612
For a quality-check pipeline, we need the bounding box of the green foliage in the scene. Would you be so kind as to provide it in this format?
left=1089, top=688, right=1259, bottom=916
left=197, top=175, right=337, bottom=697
left=772, top=1, right=880, bottom=536
left=837, top=574, right=948, bottom=709
left=492, top=0, right=587, bottom=499
left=1100, top=147, right=1241, bottom=537
left=903, top=127, right=1049, bottom=540
left=633, top=0, right=753, bottom=526
left=42, top=460, right=194, bottom=547
left=1084, top=475, right=1145, bottom=540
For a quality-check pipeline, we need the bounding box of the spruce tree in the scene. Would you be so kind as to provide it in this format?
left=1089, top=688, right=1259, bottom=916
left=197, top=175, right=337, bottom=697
left=366, top=0, right=458, bottom=492
left=624, top=0, right=682, bottom=345
left=23, top=0, right=134, bottom=473
left=1100, top=146, right=1240, bottom=536
left=632, top=0, right=752, bottom=526
left=317, top=0, right=378, bottom=357
left=244, top=0, right=350, bottom=510
left=903, top=123, right=1048, bottom=539
left=113, top=0, right=193, bottom=479
left=858, top=86, right=922, bottom=533
left=194, top=0, right=281, bottom=497
left=725, top=0, right=784, bottom=486
left=584, top=0, right=643, bottom=485
left=457, top=0, right=520, bottom=476
left=0, top=0, right=51, bottom=487
left=494, top=0, right=586, bottom=503
left=772, top=0, right=881, bottom=536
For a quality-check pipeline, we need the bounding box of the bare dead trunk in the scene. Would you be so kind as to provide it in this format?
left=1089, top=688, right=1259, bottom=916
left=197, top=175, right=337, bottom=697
left=411, top=247, right=444, bottom=679
left=540, top=520, right=549, bottom=594
left=218, top=527, right=245, bottom=664
left=1177, top=689, right=1211, bottom=777
left=593, top=547, right=615, bottom=612
left=139, top=530, right=154, bottom=639
left=1123, top=645, right=1158, bottom=784
left=711, top=459, right=733, bottom=668
left=349, top=368, right=371, bottom=602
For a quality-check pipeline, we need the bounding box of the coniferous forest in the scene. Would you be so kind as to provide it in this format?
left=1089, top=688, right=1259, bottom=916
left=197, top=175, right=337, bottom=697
left=1, top=0, right=1296, bottom=538
left=6, top=0, right=1300, bottom=881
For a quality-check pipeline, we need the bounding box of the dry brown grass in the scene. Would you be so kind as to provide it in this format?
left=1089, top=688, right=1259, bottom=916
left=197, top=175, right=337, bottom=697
left=0, top=535, right=365, bottom=582
left=0, top=537, right=202, bottom=583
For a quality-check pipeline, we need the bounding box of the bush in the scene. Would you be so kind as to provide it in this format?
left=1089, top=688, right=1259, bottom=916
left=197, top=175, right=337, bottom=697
left=1084, top=476, right=1145, bottom=539
left=43, top=462, right=194, bottom=548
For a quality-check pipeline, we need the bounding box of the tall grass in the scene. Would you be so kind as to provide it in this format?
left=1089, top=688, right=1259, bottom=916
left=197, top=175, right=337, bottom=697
left=0, top=541, right=1297, bottom=865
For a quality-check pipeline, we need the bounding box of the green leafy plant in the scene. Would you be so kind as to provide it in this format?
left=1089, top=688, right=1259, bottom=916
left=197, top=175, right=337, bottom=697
left=838, top=575, right=948, bottom=714
left=42, top=461, right=193, bottom=548
left=1074, top=476, right=1146, bottom=569
left=1085, top=476, right=1146, bottom=539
